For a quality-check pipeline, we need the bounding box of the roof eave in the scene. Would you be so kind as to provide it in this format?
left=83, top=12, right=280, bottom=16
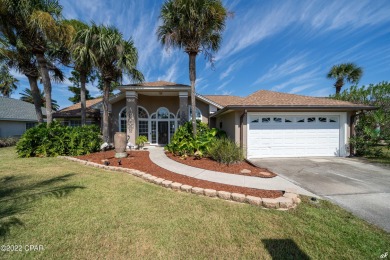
left=211, top=105, right=376, bottom=117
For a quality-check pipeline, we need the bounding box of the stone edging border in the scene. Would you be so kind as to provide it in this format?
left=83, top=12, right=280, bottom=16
left=58, top=156, right=302, bottom=210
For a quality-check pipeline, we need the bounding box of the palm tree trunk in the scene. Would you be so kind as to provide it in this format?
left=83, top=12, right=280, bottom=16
left=80, top=72, right=87, bottom=126
left=335, top=79, right=344, bottom=95
left=189, top=52, right=197, bottom=136
left=102, top=80, right=110, bottom=142
left=26, top=75, right=44, bottom=123
left=35, top=52, right=53, bottom=124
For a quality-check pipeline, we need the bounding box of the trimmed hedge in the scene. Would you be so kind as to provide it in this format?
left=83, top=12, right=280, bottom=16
left=16, top=122, right=102, bottom=157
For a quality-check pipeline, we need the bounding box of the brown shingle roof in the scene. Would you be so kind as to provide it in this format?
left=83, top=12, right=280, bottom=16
left=123, top=81, right=190, bottom=87
left=53, top=98, right=102, bottom=118
left=202, top=95, right=244, bottom=107
left=237, top=90, right=365, bottom=107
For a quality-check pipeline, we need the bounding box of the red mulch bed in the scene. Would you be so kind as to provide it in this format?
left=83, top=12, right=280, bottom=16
left=166, top=152, right=276, bottom=178
left=76, top=150, right=282, bottom=198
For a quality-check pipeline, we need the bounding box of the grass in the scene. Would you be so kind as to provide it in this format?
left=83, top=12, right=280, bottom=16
left=365, top=145, right=390, bottom=165
left=0, top=147, right=389, bottom=259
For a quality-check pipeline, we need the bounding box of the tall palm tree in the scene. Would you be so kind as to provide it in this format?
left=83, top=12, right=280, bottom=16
left=77, top=24, right=144, bottom=141
left=157, top=0, right=228, bottom=136
left=20, top=88, right=60, bottom=111
left=327, top=63, right=363, bottom=94
left=66, top=19, right=94, bottom=125
left=0, top=0, right=74, bottom=124
left=0, top=64, right=18, bottom=97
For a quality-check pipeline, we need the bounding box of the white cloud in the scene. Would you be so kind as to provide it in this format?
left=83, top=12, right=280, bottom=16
left=254, top=53, right=308, bottom=84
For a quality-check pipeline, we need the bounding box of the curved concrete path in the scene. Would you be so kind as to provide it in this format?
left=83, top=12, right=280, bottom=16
left=148, top=147, right=316, bottom=197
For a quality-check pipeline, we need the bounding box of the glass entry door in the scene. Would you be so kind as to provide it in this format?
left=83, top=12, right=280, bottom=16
left=158, top=121, right=169, bottom=144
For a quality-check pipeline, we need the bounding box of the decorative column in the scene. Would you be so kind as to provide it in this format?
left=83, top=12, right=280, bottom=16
left=126, top=91, right=138, bottom=145
left=179, top=91, right=188, bottom=126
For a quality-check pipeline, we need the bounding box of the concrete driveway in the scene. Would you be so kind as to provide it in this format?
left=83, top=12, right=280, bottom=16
left=250, top=157, right=390, bottom=232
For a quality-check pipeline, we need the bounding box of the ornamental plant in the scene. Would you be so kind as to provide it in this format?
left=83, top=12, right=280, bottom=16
left=16, top=121, right=102, bottom=157
left=165, top=121, right=226, bottom=157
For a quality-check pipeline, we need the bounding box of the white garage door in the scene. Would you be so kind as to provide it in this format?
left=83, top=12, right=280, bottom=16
left=247, top=114, right=340, bottom=158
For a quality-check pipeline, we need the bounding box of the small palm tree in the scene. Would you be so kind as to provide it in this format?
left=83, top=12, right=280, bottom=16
left=327, top=63, right=363, bottom=94
left=0, top=64, right=18, bottom=97
left=157, top=0, right=229, bottom=136
left=19, top=88, right=59, bottom=111
left=66, top=19, right=94, bottom=125
left=77, top=24, right=144, bottom=141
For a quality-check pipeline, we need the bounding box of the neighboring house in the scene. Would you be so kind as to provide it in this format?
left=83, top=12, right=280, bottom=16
left=0, top=97, right=45, bottom=138
left=57, top=80, right=373, bottom=158
left=53, top=98, right=102, bottom=127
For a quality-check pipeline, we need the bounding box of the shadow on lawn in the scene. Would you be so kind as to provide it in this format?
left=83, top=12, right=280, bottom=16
left=0, top=173, right=85, bottom=239
left=262, top=239, right=311, bottom=260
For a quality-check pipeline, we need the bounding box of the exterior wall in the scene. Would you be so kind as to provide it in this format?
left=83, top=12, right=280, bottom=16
left=215, top=111, right=240, bottom=143
left=0, top=120, right=33, bottom=137
left=110, top=98, right=126, bottom=142
left=109, top=94, right=211, bottom=142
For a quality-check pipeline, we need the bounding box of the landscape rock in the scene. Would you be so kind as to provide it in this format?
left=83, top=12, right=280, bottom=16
left=277, top=197, right=294, bottom=208
left=191, top=187, right=204, bottom=195
left=161, top=180, right=173, bottom=188
left=146, top=175, right=157, bottom=182
left=180, top=185, right=192, bottom=192
left=246, top=196, right=262, bottom=206
left=231, top=193, right=246, bottom=203
left=204, top=189, right=217, bottom=197
left=171, top=182, right=182, bottom=190
left=283, top=192, right=299, bottom=203
left=262, top=198, right=280, bottom=209
left=217, top=191, right=231, bottom=200
left=152, top=178, right=165, bottom=185
left=240, top=169, right=251, bottom=174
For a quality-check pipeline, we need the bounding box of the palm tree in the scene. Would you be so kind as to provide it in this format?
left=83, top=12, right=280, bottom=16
left=0, top=0, right=74, bottom=124
left=77, top=24, right=144, bottom=141
left=157, top=0, right=228, bottom=136
left=20, top=88, right=60, bottom=111
left=0, top=64, right=18, bottom=97
left=327, top=63, right=363, bottom=94
left=66, top=19, right=94, bottom=125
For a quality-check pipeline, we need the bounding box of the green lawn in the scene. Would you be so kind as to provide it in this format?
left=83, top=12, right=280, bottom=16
left=0, top=147, right=389, bottom=259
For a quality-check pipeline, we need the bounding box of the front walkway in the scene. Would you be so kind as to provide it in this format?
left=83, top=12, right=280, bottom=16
left=148, top=147, right=316, bottom=197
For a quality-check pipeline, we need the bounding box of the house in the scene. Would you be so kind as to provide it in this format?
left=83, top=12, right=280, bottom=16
left=0, top=97, right=45, bottom=138
left=57, top=81, right=373, bottom=158
left=53, top=98, right=102, bottom=127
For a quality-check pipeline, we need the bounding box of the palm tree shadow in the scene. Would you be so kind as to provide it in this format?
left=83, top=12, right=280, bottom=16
left=262, top=239, right=311, bottom=260
left=0, top=173, right=85, bottom=240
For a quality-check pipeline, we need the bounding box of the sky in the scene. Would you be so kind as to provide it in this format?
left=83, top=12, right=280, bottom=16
left=9, top=0, right=390, bottom=109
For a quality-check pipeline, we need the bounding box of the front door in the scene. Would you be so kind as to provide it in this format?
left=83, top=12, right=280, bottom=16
left=158, top=121, right=168, bottom=144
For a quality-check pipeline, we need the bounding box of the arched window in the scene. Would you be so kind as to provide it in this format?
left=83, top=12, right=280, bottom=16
left=138, top=106, right=149, bottom=139
left=176, top=106, right=202, bottom=121
left=118, top=106, right=149, bottom=135
left=119, top=107, right=127, bottom=132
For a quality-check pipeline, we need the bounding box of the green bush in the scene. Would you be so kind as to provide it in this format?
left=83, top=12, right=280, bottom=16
left=165, top=121, right=224, bottom=157
left=0, top=137, right=19, bottom=148
left=16, top=121, right=102, bottom=157
left=136, top=135, right=148, bottom=149
left=209, top=137, right=244, bottom=165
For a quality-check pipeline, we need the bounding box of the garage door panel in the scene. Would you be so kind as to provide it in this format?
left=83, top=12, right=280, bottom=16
left=248, top=115, right=340, bottom=158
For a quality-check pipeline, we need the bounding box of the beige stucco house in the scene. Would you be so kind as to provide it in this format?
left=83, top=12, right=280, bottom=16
left=55, top=81, right=373, bottom=158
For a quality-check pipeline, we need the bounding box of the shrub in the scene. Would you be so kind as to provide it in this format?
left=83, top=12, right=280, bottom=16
left=209, top=137, right=244, bottom=165
left=136, top=135, right=148, bottom=149
left=16, top=121, right=102, bottom=157
left=0, top=137, right=19, bottom=148
left=165, top=121, right=222, bottom=157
